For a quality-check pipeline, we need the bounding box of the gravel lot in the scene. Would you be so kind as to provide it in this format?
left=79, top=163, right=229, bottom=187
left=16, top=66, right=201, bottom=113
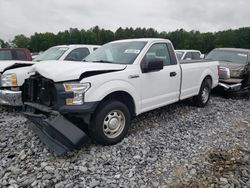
left=0, top=96, right=249, bottom=188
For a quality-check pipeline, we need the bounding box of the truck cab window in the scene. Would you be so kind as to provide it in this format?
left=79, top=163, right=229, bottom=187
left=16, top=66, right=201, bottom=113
left=0, top=51, right=12, bottom=60
left=143, top=43, right=171, bottom=66
left=15, top=50, right=26, bottom=60
left=191, top=52, right=201, bottom=60
left=65, top=48, right=90, bottom=61
left=183, top=52, right=192, bottom=60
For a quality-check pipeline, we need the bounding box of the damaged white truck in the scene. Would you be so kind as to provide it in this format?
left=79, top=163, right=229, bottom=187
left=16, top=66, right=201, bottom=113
left=22, top=38, right=219, bottom=155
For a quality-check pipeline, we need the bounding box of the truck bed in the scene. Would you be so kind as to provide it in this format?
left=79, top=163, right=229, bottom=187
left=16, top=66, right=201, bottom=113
left=179, top=59, right=212, bottom=64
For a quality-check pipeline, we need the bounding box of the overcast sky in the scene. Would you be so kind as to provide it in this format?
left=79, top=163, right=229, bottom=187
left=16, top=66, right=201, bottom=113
left=0, top=0, right=250, bottom=40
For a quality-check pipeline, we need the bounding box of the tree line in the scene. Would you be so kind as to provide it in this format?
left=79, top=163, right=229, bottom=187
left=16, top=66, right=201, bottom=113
left=1, top=26, right=250, bottom=53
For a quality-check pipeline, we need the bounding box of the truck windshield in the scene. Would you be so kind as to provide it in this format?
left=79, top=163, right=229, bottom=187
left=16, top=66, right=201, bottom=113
left=84, top=41, right=147, bottom=64
left=34, top=47, right=69, bottom=61
left=206, top=50, right=248, bottom=64
left=175, top=51, right=184, bottom=60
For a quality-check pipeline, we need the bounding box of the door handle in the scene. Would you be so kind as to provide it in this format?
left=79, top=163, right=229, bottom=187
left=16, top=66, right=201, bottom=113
left=170, top=72, right=177, bottom=77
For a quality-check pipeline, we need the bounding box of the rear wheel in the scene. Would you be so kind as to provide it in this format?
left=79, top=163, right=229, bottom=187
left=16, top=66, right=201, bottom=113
left=193, top=78, right=212, bottom=107
left=88, top=100, right=131, bottom=145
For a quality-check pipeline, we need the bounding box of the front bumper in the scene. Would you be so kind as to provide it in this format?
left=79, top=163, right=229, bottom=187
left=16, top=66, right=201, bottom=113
left=23, top=102, right=91, bottom=155
left=218, top=82, right=242, bottom=91
left=217, top=82, right=250, bottom=98
left=0, top=89, right=22, bottom=106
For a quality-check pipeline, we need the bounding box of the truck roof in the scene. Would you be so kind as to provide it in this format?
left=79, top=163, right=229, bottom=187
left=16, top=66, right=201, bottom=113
left=111, top=38, right=171, bottom=43
left=0, top=48, right=30, bottom=51
left=53, top=44, right=100, bottom=48
left=175, top=50, right=201, bottom=53
left=214, top=48, right=250, bottom=53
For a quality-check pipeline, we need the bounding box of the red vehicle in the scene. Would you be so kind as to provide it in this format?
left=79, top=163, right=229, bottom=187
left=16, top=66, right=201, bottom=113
left=0, top=48, right=32, bottom=61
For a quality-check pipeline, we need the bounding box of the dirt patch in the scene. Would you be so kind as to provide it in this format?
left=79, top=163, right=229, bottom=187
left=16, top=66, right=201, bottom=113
left=171, top=147, right=250, bottom=187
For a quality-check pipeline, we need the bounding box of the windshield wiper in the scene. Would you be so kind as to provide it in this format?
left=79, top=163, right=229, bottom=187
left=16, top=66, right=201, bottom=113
left=91, top=60, right=115, bottom=64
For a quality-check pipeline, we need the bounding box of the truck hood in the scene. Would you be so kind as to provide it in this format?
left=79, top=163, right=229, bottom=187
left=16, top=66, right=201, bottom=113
left=219, top=61, right=246, bottom=78
left=32, top=61, right=127, bottom=82
left=0, top=60, right=34, bottom=73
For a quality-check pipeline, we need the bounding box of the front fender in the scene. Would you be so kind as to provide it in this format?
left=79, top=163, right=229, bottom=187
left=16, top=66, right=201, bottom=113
left=84, top=80, right=140, bottom=114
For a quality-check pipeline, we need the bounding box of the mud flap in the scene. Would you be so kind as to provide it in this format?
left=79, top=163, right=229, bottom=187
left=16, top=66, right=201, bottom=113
left=24, top=112, right=90, bottom=155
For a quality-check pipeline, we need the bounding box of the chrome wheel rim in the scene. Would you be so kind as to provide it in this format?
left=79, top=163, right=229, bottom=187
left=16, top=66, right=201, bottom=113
left=201, top=87, right=209, bottom=103
left=103, top=110, right=125, bottom=138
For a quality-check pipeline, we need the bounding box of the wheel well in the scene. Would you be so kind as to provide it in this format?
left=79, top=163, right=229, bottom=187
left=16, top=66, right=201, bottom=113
left=101, top=91, right=136, bottom=116
left=203, top=75, right=212, bottom=87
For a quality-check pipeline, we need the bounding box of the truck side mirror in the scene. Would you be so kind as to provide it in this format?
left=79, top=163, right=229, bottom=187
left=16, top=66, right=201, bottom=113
left=142, top=60, right=164, bottom=73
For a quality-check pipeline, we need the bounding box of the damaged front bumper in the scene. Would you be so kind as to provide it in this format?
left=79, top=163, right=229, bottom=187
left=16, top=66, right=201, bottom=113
left=23, top=102, right=91, bottom=155
left=0, top=89, right=22, bottom=106
left=218, top=82, right=242, bottom=91
left=217, top=81, right=250, bottom=98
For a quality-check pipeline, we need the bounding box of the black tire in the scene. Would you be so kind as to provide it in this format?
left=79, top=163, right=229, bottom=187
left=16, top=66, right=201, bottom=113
left=88, top=100, right=131, bottom=145
left=193, top=78, right=212, bottom=107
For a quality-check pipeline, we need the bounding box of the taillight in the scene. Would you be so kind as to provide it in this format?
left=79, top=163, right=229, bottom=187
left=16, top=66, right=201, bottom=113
left=217, top=65, right=220, bottom=75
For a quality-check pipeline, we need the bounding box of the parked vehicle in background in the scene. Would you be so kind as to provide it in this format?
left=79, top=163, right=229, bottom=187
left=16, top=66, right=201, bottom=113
left=175, top=50, right=202, bottom=60
left=0, top=44, right=100, bottom=106
left=206, top=48, right=250, bottom=97
left=0, top=45, right=100, bottom=75
left=0, top=48, right=32, bottom=61
left=22, top=38, right=219, bottom=155
left=31, top=52, right=43, bottom=60
left=33, top=45, right=100, bottom=62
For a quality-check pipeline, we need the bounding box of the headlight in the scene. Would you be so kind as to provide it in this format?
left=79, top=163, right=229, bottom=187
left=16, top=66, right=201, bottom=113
left=1, top=73, right=17, bottom=87
left=63, top=82, right=90, bottom=105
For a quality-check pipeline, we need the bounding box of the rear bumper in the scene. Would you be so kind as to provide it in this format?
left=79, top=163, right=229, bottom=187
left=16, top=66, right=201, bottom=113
left=0, top=89, right=22, bottom=106
left=23, top=102, right=92, bottom=155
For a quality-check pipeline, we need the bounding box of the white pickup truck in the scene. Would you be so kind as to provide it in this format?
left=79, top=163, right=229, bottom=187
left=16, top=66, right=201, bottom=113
left=33, top=44, right=100, bottom=62
left=22, top=38, right=219, bottom=155
left=175, top=50, right=203, bottom=60
left=0, top=44, right=100, bottom=106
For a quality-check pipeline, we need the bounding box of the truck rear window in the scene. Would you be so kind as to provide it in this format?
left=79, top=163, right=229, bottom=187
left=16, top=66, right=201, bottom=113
left=0, top=51, right=12, bottom=60
left=192, top=52, right=201, bottom=60
left=15, top=50, right=27, bottom=60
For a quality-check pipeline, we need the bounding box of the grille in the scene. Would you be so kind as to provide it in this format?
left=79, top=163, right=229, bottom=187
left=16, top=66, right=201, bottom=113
left=23, top=74, right=57, bottom=107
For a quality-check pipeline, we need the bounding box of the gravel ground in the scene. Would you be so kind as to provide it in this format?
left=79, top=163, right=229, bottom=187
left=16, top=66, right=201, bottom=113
left=0, top=96, right=249, bottom=188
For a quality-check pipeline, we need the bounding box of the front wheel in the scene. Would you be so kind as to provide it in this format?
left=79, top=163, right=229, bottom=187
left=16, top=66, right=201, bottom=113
left=193, top=79, right=211, bottom=107
left=88, top=100, right=131, bottom=145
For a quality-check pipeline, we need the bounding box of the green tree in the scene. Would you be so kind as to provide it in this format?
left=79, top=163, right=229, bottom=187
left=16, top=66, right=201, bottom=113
left=12, top=35, right=30, bottom=48
left=214, top=30, right=237, bottom=48
left=0, top=38, right=11, bottom=48
left=115, top=27, right=126, bottom=40
left=0, top=39, right=4, bottom=47
left=9, top=26, right=250, bottom=53
left=57, top=30, right=70, bottom=45
left=69, top=28, right=81, bottom=44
